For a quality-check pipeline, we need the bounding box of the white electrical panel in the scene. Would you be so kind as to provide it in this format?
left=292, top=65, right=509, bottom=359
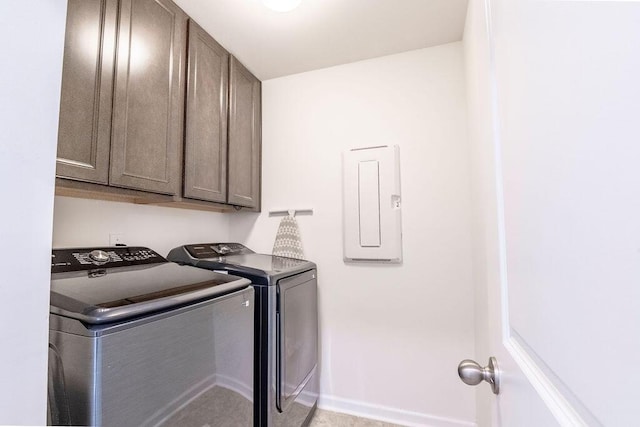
left=342, top=145, right=402, bottom=262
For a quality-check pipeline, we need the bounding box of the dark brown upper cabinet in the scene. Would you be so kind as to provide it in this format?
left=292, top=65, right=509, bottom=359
left=183, top=20, right=229, bottom=203
left=56, top=0, right=117, bottom=184
left=228, top=56, right=262, bottom=209
left=55, top=0, right=261, bottom=211
left=109, top=0, right=187, bottom=195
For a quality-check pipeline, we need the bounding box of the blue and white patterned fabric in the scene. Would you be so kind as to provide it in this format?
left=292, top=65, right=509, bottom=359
left=272, top=215, right=305, bottom=259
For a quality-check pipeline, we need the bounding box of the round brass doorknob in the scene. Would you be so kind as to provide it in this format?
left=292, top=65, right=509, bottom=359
left=457, top=357, right=500, bottom=394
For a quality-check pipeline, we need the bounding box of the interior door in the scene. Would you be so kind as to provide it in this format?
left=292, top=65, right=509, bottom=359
left=465, top=0, right=640, bottom=425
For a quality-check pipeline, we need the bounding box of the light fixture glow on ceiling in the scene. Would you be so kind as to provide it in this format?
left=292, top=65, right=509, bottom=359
left=262, top=0, right=302, bottom=13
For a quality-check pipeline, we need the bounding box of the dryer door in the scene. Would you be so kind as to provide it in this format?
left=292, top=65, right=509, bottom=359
left=276, top=270, right=318, bottom=413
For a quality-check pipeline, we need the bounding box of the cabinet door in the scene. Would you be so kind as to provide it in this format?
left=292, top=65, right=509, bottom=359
left=228, top=57, right=261, bottom=208
left=183, top=21, right=229, bottom=203
left=56, top=0, right=117, bottom=184
left=109, top=0, right=187, bottom=195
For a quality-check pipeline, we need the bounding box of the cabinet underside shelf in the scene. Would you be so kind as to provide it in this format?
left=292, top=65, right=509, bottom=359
left=55, top=179, right=238, bottom=213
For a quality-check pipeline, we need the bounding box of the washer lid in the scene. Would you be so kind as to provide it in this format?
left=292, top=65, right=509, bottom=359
left=215, top=254, right=312, bottom=276
left=50, top=262, right=250, bottom=325
left=167, top=244, right=316, bottom=284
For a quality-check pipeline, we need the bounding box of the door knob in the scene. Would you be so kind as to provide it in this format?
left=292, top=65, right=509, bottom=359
left=457, top=357, right=500, bottom=395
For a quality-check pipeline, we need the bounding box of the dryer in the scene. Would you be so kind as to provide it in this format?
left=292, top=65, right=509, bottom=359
left=167, top=243, right=318, bottom=427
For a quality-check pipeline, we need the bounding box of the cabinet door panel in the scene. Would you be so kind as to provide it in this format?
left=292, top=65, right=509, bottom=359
left=228, top=57, right=261, bottom=208
left=183, top=20, right=228, bottom=203
left=56, top=0, right=117, bottom=184
left=110, top=0, right=187, bottom=195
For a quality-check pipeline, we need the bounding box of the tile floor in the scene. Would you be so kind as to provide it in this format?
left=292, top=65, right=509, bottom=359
left=308, top=409, right=404, bottom=427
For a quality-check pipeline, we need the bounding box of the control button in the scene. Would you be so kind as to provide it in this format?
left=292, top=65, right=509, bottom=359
left=89, top=250, right=110, bottom=264
left=217, top=245, right=232, bottom=254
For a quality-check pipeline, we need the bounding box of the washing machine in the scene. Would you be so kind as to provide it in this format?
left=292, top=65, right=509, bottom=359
left=167, top=243, right=318, bottom=427
left=48, top=246, right=254, bottom=426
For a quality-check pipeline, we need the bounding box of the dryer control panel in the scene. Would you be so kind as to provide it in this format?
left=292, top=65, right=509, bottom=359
left=185, top=243, right=255, bottom=259
left=51, top=247, right=166, bottom=273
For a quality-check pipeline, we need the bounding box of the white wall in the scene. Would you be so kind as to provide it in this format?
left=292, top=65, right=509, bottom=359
left=229, top=43, right=476, bottom=426
left=0, top=1, right=67, bottom=424
left=53, top=197, right=230, bottom=256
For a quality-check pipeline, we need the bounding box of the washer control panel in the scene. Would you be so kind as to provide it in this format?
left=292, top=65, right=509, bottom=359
left=185, top=243, right=255, bottom=259
left=52, top=247, right=166, bottom=273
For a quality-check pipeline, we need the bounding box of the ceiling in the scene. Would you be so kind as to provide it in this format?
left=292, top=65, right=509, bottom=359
left=173, top=0, right=469, bottom=81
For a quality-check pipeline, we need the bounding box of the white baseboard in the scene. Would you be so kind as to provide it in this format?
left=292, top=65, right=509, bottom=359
left=318, top=395, right=476, bottom=427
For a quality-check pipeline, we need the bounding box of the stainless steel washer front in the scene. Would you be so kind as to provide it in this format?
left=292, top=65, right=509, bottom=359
left=48, top=246, right=254, bottom=427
